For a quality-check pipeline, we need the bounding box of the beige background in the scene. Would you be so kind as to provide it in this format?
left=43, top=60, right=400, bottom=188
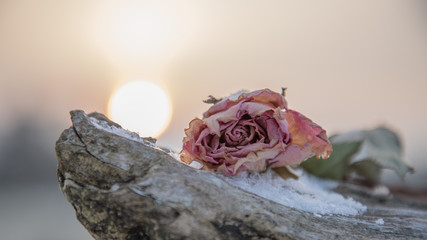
left=0, top=1, right=426, bottom=238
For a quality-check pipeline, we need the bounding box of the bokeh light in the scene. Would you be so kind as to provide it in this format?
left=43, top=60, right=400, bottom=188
left=108, top=81, right=172, bottom=137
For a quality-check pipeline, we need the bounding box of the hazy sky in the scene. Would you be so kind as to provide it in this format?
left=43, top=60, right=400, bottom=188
left=1, top=0, right=426, bottom=186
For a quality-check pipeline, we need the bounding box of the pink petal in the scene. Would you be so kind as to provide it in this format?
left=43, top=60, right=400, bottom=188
left=269, top=144, right=313, bottom=168
left=203, top=88, right=287, bottom=118
left=232, top=148, right=281, bottom=174
left=239, top=89, right=288, bottom=110
left=203, top=99, right=239, bottom=118
left=285, top=110, right=332, bottom=159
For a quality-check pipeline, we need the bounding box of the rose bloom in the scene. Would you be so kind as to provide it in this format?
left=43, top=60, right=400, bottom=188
left=181, top=89, right=332, bottom=175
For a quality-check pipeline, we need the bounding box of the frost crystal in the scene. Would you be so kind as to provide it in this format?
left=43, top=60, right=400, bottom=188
left=221, top=169, right=367, bottom=216
left=166, top=149, right=366, bottom=216
left=90, top=117, right=156, bottom=147
left=375, top=218, right=384, bottom=225
left=167, top=148, right=203, bottom=169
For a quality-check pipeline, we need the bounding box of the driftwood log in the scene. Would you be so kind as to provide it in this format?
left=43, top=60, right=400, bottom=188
left=56, top=110, right=427, bottom=240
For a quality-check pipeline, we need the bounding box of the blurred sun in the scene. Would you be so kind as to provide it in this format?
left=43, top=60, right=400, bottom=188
left=108, top=81, right=172, bottom=137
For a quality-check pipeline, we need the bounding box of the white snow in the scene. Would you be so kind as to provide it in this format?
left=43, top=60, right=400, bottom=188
left=140, top=147, right=366, bottom=216
left=90, top=117, right=156, bottom=147
left=375, top=218, right=384, bottom=225
left=188, top=161, right=203, bottom=169
left=371, top=185, right=390, bottom=197
left=168, top=148, right=204, bottom=169
left=172, top=149, right=366, bottom=216
left=220, top=169, right=367, bottom=216
left=168, top=150, right=182, bottom=162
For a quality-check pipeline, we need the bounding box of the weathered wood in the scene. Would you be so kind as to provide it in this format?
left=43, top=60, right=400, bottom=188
left=56, top=110, right=427, bottom=240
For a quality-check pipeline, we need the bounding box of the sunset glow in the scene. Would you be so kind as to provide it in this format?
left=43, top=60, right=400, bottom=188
left=108, top=81, right=172, bottom=137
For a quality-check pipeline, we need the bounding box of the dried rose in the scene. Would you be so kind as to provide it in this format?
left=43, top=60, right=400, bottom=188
left=181, top=89, right=332, bottom=176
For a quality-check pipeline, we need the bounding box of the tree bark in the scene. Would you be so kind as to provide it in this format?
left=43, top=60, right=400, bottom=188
left=56, top=110, right=427, bottom=240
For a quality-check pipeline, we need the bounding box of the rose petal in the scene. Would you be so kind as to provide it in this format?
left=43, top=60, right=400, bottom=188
left=217, top=163, right=235, bottom=175
left=269, top=144, right=313, bottom=168
left=232, top=148, right=281, bottom=174
left=181, top=118, right=206, bottom=164
left=285, top=110, right=332, bottom=159
left=183, top=118, right=206, bottom=144
left=204, top=98, right=239, bottom=118
left=204, top=101, right=273, bottom=135
left=239, top=88, right=288, bottom=110
left=203, top=88, right=287, bottom=118
left=237, top=101, right=277, bottom=118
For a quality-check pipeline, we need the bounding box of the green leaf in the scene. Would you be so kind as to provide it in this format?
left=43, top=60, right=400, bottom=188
left=351, top=160, right=382, bottom=184
left=301, top=140, right=361, bottom=180
left=301, top=127, right=414, bottom=184
left=336, top=127, right=414, bottom=179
